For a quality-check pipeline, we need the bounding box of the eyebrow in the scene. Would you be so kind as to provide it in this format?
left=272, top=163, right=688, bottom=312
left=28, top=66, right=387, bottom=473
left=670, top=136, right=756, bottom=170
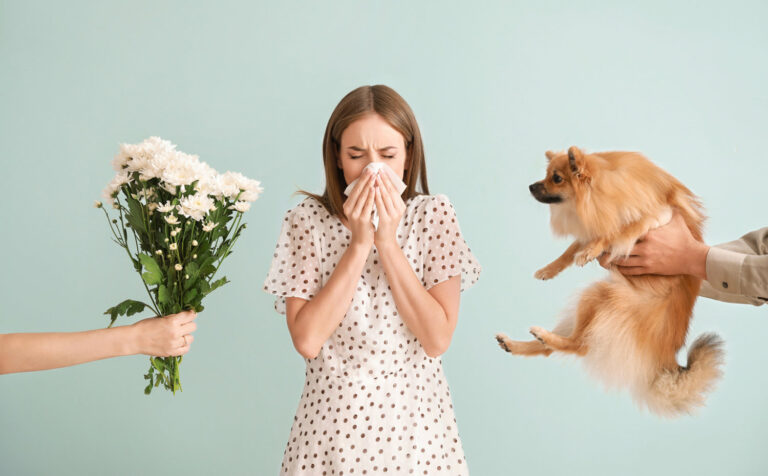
left=346, top=146, right=398, bottom=152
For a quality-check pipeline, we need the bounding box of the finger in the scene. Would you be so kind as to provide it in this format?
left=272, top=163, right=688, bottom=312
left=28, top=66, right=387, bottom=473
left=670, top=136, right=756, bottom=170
left=175, top=310, right=197, bottom=324
left=597, top=253, right=611, bottom=268
left=171, top=344, right=191, bottom=357
left=362, top=184, right=376, bottom=217
left=351, top=176, right=375, bottom=217
left=613, top=256, right=643, bottom=267
left=374, top=185, right=386, bottom=217
left=347, top=169, right=375, bottom=207
left=616, top=265, right=647, bottom=276
left=181, top=320, right=197, bottom=333
left=380, top=170, right=399, bottom=196
left=378, top=175, right=397, bottom=216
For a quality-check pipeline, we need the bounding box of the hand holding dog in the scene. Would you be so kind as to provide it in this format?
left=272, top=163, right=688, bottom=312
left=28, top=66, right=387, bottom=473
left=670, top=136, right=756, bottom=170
left=599, top=212, right=710, bottom=279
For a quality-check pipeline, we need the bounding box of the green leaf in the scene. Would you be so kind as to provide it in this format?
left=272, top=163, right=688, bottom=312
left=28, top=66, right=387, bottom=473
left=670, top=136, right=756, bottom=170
left=138, top=253, right=163, bottom=285
left=183, top=262, right=200, bottom=291
left=199, top=279, right=210, bottom=296
left=157, top=284, right=171, bottom=305
left=124, top=196, right=147, bottom=234
left=204, top=276, right=230, bottom=297
left=104, top=299, right=147, bottom=327
left=151, top=357, right=166, bottom=372
left=182, top=287, right=198, bottom=303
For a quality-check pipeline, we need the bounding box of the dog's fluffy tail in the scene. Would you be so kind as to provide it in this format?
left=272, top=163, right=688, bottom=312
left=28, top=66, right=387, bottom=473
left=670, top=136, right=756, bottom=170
left=642, top=333, right=724, bottom=417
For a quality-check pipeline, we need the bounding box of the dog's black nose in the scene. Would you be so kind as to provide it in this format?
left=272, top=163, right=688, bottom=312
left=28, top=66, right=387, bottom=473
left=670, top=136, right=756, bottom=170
left=529, top=183, right=540, bottom=193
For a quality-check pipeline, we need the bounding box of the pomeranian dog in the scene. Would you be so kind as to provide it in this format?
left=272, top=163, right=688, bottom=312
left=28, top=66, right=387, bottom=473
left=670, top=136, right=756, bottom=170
left=496, top=146, right=724, bottom=417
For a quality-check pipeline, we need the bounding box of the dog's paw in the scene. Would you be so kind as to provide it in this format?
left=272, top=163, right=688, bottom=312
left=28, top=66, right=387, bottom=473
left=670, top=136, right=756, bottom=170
left=529, top=326, right=550, bottom=346
left=574, top=249, right=596, bottom=267
left=495, top=333, right=511, bottom=353
left=534, top=267, right=558, bottom=280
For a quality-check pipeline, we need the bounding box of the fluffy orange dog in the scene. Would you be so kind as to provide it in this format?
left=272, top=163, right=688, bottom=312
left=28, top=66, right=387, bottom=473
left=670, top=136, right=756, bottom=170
left=496, top=146, right=723, bottom=417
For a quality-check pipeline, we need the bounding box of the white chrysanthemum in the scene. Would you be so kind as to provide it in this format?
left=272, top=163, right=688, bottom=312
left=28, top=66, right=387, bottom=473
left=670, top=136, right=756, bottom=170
left=164, top=215, right=180, bottom=225
left=195, top=164, right=222, bottom=197
left=157, top=201, right=174, bottom=213
left=111, top=149, right=131, bottom=172
left=240, top=178, right=263, bottom=202
left=174, top=264, right=183, bottom=271
left=123, top=137, right=178, bottom=181
left=239, top=187, right=262, bottom=202
left=215, top=171, right=263, bottom=202
left=169, top=243, right=178, bottom=251
left=100, top=171, right=131, bottom=206
left=202, top=221, right=216, bottom=232
left=215, top=172, right=241, bottom=200
left=178, top=193, right=215, bottom=221
left=229, top=201, right=251, bottom=213
left=162, top=152, right=200, bottom=190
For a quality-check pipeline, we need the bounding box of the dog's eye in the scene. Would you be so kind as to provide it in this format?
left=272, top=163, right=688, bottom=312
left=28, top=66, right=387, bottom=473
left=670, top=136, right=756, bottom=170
left=552, top=173, right=563, bottom=184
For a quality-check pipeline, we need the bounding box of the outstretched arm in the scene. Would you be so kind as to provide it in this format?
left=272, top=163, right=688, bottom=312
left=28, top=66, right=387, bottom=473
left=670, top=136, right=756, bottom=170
left=0, top=311, right=197, bottom=375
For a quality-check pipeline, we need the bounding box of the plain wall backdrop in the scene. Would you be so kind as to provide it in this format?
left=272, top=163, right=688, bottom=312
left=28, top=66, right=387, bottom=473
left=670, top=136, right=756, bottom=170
left=1, top=1, right=767, bottom=474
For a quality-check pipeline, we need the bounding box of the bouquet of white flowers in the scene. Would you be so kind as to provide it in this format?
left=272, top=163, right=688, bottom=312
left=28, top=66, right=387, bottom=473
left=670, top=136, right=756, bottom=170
left=96, top=137, right=261, bottom=394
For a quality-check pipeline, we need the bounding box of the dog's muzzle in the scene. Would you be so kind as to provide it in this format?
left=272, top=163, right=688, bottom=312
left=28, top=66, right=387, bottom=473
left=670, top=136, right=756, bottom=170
left=529, top=182, right=562, bottom=204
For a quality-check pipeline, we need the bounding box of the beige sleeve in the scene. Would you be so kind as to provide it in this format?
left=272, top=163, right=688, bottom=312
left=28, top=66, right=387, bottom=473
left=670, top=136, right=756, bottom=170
left=701, top=227, right=768, bottom=306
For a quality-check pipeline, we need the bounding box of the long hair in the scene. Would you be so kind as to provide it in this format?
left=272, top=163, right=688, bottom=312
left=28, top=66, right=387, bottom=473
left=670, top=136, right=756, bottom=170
left=299, top=85, right=430, bottom=218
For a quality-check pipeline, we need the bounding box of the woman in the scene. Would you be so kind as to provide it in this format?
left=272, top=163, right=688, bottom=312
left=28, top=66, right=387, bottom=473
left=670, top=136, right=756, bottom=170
left=264, top=85, right=481, bottom=474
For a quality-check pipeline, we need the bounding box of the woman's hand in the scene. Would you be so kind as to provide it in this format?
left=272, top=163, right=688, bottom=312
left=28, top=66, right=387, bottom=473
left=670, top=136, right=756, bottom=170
left=598, top=212, right=710, bottom=279
left=373, top=170, right=406, bottom=249
left=342, top=167, right=376, bottom=249
left=130, top=310, right=197, bottom=357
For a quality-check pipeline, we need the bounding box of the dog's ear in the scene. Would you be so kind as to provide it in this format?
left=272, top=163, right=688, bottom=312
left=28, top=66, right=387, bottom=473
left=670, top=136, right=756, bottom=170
left=545, top=150, right=556, bottom=162
left=567, top=146, right=591, bottom=183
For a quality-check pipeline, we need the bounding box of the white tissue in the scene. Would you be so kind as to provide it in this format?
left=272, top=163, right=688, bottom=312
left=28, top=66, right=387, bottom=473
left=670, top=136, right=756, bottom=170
left=343, top=162, right=407, bottom=230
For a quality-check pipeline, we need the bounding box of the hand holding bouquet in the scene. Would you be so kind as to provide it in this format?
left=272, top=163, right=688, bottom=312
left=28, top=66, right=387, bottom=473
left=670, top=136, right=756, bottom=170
left=96, top=137, right=261, bottom=394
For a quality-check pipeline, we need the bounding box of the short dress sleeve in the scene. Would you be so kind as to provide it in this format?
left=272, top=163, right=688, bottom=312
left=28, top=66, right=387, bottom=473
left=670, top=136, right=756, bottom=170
left=262, top=204, right=322, bottom=315
left=421, top=194, right=481, bottom=292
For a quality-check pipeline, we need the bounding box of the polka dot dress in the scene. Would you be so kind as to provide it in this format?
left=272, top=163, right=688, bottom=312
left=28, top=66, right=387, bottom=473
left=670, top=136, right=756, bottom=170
left=263, top=194, right=481, bottom=475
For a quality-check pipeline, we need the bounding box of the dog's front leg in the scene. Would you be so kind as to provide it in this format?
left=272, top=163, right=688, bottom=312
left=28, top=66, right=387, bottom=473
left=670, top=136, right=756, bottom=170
left=574, top=238, right=607, bottom=266
left=534, top=241, right=582, bottom=280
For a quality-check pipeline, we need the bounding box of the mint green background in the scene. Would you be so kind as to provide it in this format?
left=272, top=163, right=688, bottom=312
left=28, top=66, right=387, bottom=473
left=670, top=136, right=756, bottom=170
left=1, top=1, right=767, bottom=475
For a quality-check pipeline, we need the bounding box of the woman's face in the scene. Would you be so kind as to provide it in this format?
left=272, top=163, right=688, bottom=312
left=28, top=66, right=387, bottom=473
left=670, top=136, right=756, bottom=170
left=337, top=113, right=408, bottom=186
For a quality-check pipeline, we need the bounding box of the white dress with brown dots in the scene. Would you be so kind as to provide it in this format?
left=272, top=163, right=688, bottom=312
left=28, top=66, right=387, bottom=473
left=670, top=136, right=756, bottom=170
left=263, top=194, right=481, bottom=475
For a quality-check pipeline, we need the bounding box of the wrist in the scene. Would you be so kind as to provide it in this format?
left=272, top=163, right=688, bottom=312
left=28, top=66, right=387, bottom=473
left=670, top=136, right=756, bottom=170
left=374, top=238, right=400, bottom=255
left=121, top=323, right=143, bottom=356
left=687, top=242, right=710, bottom=280
left=347, top=240, right=372, bottom=259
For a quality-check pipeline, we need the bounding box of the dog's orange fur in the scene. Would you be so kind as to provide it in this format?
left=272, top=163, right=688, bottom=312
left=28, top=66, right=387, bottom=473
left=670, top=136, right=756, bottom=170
left=497, top=146, right=724, bottom=417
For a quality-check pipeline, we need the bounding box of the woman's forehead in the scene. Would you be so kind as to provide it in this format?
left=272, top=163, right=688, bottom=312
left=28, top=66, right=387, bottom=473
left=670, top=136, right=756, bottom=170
left=340, top=114, right=405, bottom=147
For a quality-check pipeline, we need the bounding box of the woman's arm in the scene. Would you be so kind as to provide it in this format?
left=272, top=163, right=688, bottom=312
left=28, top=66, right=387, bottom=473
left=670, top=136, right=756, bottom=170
left=373, top=173, right=461, bottom=357
left=0, top=311, right=197, bottom=375
left=377, top=240, right=460, bottom=357
left=285, top=170, right=376, bottom=359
